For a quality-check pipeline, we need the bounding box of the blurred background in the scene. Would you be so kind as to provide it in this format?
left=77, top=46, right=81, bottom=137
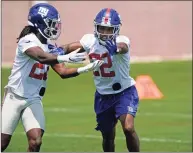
left=1, top=1, right=192, bottom=152
left=2, top=1, right=192, bottom=65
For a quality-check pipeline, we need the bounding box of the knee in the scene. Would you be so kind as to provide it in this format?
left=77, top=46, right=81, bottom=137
left=103, top=138, right=115, bottom=147
left=103, top=138, right=114, bottom=144
left=28, top=136, right=42, bottom=148
left=123, top=124, right=135, bottom=134
left=102, top=131, right=114, bottom=142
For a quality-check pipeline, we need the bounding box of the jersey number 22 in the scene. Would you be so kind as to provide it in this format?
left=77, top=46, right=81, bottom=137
left=89, top=52, right=115, bottom=77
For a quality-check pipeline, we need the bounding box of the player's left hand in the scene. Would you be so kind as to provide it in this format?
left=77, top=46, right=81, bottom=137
left=48, top=44, right=65, bottom=56
left=77, top=60, right=104, bottom=74
left=104, top=40, right=117, bottom=56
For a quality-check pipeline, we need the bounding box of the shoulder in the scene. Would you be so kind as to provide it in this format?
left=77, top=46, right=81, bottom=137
left=18, top=33, right=39, bottom=45
left=81, top=34, right=96, bottom=41
left=18, top=33, right=39, bottom=44
left=18, top=33, right=40, bottom=53
left=80, top=34, right=96, bottom=51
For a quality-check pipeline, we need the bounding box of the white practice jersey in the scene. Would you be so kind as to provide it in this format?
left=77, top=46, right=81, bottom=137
left=5, top=33, right=50, bottom=99
left=80, top=34, right=136, bottom=95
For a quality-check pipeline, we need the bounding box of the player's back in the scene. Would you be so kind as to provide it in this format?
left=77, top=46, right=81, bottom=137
left=5, top=33, right=50, bottom=99
left=80, top=34, right=136, bottom=95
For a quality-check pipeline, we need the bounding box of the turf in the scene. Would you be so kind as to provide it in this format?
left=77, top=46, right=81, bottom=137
left=1, top=60, right=192, bottom=152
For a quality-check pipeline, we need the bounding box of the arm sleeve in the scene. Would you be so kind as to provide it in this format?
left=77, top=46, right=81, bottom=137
left=79, top=34, right=95, bottom=53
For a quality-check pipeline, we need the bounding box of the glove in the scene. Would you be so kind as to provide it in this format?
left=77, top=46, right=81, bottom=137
left=48, top=44, right=65, bottom=55
left=77, top=60, right=104, bottom=74
left=104, top=40, right=118, bottom=56
left=57, top=48, right=86, bottom=64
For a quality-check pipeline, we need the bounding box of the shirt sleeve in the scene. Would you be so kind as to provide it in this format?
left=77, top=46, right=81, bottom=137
left=18, top=35, right=39, bottom=53
left=80, top=34, right=95, bottom=53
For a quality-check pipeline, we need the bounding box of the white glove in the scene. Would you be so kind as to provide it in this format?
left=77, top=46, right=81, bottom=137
left=77, top=60, right=104, bottom=74
left=57, top=48, right=86, bottom=63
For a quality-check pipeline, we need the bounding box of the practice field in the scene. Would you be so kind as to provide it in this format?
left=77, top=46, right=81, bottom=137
left=1, top=60, right=192, bottom=152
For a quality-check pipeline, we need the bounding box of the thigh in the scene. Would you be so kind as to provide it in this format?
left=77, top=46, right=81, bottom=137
left=21, top=102, right=45, bottom=133
left=95, top=107, right=117, bottom=133
left=1, top=90, right=24, bottom=135
left=115, top=86, right=139, bottom=119
left=119, top=114, right=135, bottom=131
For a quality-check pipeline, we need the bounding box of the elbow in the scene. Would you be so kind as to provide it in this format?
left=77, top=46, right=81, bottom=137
left=38, top=59, right=47, bottom=64
left=58, top=70, right=71, bottom=79
left=117, top=43, right=129, bottom=54
left=60, top=71, right=79, bottom=79
left=57, top=70, right=67, bottom=79
left=60, top=74, right=68, bottom=79
left=122, top=49, right=128, bottom=54
left=55, top=68, right=80, bottom=79
left=59, top=73, right=79, bottom=79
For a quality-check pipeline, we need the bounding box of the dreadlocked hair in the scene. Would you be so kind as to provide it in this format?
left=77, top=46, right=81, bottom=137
left=17, top=25, right=38, bottom=43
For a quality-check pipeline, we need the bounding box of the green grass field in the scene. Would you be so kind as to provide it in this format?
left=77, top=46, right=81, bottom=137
left=1, top=60, right=192, bottom=152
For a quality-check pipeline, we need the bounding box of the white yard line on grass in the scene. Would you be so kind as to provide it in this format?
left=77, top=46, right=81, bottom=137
left=44, top=107, right=192, bottom=119
left=17, top=132, right=191, bottom=144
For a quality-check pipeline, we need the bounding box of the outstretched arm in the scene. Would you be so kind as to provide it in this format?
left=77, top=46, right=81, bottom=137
left=60, top=42, right=85, bottom=54
left=25, top=46, right=86, bottom=65
left=51, top=60, right=104, bottom=79
left=25, top=46, right=59, bottom=65
left=48, top=44, right=103, bottom=79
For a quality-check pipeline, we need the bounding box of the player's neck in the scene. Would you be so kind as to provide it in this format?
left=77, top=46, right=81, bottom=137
left=36, top=33, right=47, bottom=44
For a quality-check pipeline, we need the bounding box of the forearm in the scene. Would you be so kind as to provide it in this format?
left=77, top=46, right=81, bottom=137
left=54, top=66, right=91, bottom=79
left=33, top=53, right=72, bottom=65
left=36, top=53, right=59, bottom=65
left=60, top=42, right=84, bottom=54
left=59, top=68, right=80, bottom=79
left=52, top=60, right=103, bottom=79
left=25, top=47, right=60, bottom=65
left=25, top=47, right=77, bottom=65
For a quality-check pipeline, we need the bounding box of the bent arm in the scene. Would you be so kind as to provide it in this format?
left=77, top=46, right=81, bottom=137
left=51, top=59, right=104, bottom=79
left=117, top=42, right=129, bottom=54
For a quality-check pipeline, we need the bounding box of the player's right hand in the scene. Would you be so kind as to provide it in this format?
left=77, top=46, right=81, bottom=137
left=77, top=60, right=104, bottom=74
left=67, top=49, right=87, bottom=63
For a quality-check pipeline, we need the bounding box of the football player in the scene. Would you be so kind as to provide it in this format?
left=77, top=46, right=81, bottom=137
left=1, top=3, right=103, bottom=152
left=60, top=8, right=140, bottom=152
